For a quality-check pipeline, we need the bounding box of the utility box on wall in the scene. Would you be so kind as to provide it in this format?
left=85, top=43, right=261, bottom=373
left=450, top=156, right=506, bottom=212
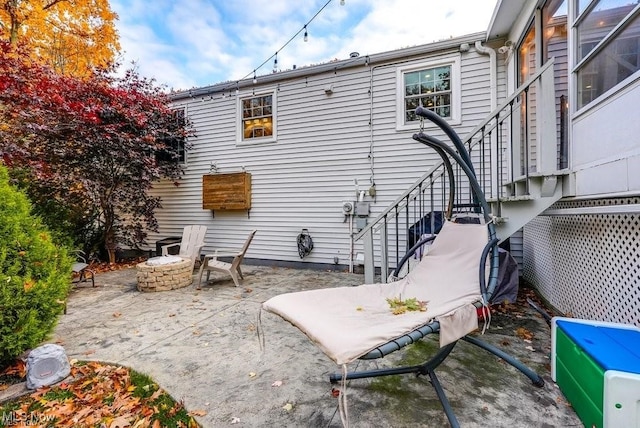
left=202, top=172, right=252, bottom=211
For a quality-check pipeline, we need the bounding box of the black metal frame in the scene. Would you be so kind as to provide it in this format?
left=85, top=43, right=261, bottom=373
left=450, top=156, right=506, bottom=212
left=328, top=107, right=544, bottom=428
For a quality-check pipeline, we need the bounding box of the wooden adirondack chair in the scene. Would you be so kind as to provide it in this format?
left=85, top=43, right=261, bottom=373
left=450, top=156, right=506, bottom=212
left=197, top=230, right=257, bottom=287
left=161, top=225, right=208, bottom=270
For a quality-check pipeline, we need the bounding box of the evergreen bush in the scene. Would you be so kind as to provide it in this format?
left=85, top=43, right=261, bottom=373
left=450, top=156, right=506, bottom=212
left=0, top=165, right=72, bottom=367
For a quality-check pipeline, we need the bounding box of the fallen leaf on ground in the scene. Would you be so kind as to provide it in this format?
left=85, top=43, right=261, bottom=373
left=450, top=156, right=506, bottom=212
left=282, top=403, right=293, bottom=411
left=113, top=312, right=122, bottom=318
left=249, top=372, right=256, bottom=378
left=168, top=313, right=176, bottom=317
left=109, top=415, right=131, bottom=427
left=271, top=380, right=283, bottom=387
left=515, top=327, right=534, bottom=341
left=189, top=410, right=207, bottom=417
left=231, top=417, right=241, bottom=424
left=84, top=349, right=95, bottom=356
left=525, top=345, right=535, bottom=351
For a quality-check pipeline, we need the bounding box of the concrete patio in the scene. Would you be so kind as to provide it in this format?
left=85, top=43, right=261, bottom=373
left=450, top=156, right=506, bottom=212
left=51, top=265, right=580, bottom=427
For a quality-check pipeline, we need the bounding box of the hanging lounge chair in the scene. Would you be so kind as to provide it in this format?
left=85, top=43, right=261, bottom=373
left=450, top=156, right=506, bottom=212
left=261, top=107, right=544, bottom=427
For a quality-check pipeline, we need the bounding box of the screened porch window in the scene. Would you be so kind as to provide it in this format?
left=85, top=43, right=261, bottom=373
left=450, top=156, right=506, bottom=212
left=575, top=3, right=640, bottom=108
left=241, top=94, right=273, bottom=140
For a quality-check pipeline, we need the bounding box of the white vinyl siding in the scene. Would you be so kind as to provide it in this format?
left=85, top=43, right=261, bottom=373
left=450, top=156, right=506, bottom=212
left=148, top=39, right=497, bottom=270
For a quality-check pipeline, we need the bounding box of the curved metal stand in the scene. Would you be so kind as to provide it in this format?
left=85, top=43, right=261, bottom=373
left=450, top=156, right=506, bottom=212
left=330, top=342, right=461, bottom=428
left=462, top=335, right=545, bottom=387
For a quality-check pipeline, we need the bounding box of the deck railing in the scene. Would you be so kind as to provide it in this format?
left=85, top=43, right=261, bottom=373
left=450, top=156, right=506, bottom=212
left=356, top=59, right=557, bottom=283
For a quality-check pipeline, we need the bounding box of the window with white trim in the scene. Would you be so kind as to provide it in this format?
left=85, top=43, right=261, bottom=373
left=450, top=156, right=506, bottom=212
left=238, top=92, right=276, bottom=143
left=575, top=3, right=640, bottom=109
left=396, top=57, right=461, bottom=129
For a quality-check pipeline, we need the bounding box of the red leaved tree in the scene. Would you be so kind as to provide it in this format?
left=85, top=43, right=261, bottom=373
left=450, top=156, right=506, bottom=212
left=0, top=39, right=191, bottom=263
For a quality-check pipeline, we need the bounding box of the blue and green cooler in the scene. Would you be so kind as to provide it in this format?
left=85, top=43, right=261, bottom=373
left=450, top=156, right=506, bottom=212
left=551, top=317, right=640, bottom=428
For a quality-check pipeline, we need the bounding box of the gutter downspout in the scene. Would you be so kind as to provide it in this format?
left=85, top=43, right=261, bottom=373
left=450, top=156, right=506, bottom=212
left=475, top=41, right=497, bottom=111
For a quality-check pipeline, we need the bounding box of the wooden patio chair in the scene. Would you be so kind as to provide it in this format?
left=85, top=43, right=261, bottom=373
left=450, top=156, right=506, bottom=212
left=197, top=229, right=257, bottom=287
left=71, top=250, right=95, bottom=287
left=161, top=225, right=208, bottom=271
left=261, top=108, right=544, bottom=427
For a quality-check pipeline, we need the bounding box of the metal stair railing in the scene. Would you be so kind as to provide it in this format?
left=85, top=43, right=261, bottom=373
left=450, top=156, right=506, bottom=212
left=356, top=59, right=557, bottom=283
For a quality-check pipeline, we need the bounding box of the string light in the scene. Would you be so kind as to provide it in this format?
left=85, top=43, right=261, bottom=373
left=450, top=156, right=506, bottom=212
left=189, top=0, right=344, bottom=98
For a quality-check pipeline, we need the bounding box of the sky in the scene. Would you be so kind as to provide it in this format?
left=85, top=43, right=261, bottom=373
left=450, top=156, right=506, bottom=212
left=110, top=0, right=498, bottom=92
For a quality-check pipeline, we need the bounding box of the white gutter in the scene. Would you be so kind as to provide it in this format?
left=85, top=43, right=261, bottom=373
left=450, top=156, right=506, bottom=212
left=474, top=41, right=497, bottom=111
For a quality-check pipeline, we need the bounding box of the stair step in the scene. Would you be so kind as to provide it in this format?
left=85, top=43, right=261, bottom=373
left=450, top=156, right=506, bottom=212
left=508, top=169, right=571, bottom=183
left=487, top=195, right=534, bottom=203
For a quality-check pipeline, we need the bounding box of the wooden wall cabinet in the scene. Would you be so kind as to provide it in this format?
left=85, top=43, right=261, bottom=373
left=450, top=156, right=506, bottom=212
left=202, top=172, right=251, bottom=211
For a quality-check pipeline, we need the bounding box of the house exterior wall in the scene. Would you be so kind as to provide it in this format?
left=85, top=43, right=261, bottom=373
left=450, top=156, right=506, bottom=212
left=148, top=35, right=499, bottom=269
left=490, top=0, right=640, bottom=325
left=572, top=78, right=640, bottom=196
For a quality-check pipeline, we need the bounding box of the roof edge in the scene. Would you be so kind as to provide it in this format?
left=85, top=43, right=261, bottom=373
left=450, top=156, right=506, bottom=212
left=170, top=31, right=487, bottom=101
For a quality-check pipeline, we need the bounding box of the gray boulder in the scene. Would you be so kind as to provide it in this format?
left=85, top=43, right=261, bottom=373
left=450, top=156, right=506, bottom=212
left=26, top=344, right=71, bottom=390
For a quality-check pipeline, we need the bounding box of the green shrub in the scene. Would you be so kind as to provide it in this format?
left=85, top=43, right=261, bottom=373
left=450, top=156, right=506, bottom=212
left=0, top=165, right=73, bottom=367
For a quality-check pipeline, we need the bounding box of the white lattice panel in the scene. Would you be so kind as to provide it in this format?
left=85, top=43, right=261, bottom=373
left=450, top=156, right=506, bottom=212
left=523, top=197, right=640, bottom=326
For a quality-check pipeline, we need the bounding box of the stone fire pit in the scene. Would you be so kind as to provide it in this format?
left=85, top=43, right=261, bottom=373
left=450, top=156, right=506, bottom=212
left=136, top=256, right=193, bottom=292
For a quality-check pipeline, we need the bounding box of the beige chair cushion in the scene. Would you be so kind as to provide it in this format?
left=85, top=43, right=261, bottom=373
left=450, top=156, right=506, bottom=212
left=263, top=221, right=487, bottom=365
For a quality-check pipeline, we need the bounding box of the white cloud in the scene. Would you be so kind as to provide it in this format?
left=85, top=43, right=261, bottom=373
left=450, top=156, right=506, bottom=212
left=111, top=0, right=497, bottom=90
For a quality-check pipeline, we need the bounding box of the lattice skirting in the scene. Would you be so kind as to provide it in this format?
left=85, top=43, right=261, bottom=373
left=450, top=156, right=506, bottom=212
left=523, top=197, right=639, bottom=326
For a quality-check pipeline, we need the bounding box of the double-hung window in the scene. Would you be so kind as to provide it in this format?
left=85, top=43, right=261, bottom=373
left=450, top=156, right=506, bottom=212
left=238, top=91, right=276, bottom=143
left=396, top=56, right=461, bottom=129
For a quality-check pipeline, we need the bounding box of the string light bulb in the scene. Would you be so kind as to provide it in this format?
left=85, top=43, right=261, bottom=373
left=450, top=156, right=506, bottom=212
left=303, top=25, right=308, bottom=42
left=273, top=52, right=278, bottom=73
left=252, top=70, right=257, bottom=84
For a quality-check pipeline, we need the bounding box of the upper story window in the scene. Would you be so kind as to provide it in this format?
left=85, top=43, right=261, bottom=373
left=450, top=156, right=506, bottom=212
left=575, top=2, right=640, bottom=109
left=156, top=107, right=186, bottom=164
left=396, top=56, right=461, bottom=129
left=238, top=92, right=276, bottom=143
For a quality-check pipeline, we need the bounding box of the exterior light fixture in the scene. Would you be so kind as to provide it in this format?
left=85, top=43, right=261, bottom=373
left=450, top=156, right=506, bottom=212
left=304, top=25, right=308, bottom=42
